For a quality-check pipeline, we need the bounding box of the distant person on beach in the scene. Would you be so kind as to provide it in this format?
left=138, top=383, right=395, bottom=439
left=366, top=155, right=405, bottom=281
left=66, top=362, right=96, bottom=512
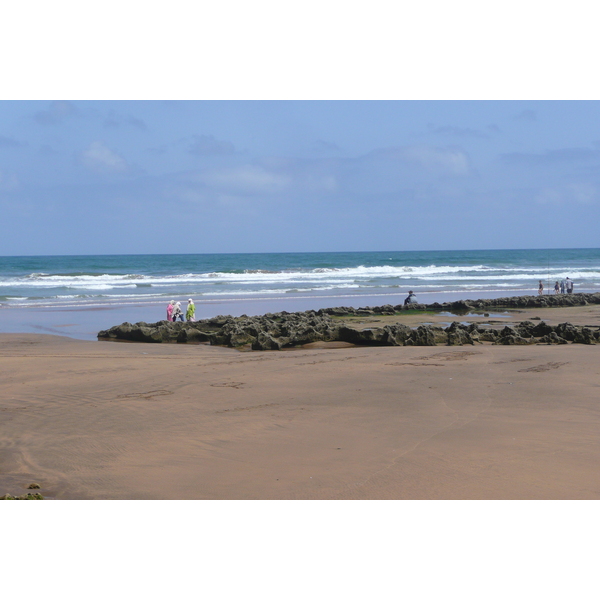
left=166, top=300, right=175, bottom=321
left=186, top=298, right=196, bottom=322
left=560, top=280, right=565, bottom=294
left=538, top=280, right=543, bottom=295
left=554, top=281, right=560, bottom=294
left=172, top=301, right=184, bottom=322
left=566, top=277, right=574, bottom=294
left=404, top=291, right=418, bottom=305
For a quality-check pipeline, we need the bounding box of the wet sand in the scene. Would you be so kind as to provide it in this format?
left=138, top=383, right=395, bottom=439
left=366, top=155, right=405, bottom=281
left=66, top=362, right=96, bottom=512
left=1, top=303, right=599, bottom=499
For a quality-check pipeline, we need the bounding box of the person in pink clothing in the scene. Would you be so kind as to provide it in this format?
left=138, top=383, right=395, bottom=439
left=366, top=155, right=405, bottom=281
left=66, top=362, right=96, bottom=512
left=166, top=300, right=175, bottom=321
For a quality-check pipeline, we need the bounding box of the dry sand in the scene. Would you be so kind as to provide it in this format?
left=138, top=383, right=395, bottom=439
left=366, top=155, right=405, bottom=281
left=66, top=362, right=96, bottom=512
left=1, top=304, right=600, bottom=500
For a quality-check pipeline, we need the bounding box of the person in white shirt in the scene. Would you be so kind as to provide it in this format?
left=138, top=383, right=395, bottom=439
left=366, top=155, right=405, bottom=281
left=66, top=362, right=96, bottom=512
left=172, top=301, right=184, bottom=321
left=566, top=277, right=574, bottom=294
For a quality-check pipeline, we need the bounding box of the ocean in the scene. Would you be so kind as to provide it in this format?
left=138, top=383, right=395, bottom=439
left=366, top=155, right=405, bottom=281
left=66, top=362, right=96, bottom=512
left=0, top=248, right=598, bottom=340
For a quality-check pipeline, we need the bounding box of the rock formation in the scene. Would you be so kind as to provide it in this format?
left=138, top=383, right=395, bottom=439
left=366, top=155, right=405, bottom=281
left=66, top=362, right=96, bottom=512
left=98, top=292, right=600, bottom=350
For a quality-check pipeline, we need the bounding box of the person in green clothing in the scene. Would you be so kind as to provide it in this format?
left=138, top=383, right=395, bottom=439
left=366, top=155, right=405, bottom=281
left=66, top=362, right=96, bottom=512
left=186, top=298, right=196, bottom=322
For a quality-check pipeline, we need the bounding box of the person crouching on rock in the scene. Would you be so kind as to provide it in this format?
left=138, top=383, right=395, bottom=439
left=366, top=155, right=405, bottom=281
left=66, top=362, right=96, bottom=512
left=172, top=301, right=184, bottom=322
left=404, top=290, right=418, bottom=305
left=166, top=300, right=175, bottom=321
left=186, top=298, right=196, bottom=322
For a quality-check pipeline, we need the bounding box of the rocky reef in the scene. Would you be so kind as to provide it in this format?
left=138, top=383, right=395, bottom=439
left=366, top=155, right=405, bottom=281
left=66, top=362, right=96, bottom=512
left=318, top=292, right=600, bottom=316
left=0, top=493, right=44, bottom=500
left=98, top=293, right=600, bottom=350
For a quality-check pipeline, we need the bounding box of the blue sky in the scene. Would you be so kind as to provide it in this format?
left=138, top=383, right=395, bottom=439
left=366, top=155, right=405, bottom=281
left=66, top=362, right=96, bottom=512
left=2, top=100, right=600, bottom=255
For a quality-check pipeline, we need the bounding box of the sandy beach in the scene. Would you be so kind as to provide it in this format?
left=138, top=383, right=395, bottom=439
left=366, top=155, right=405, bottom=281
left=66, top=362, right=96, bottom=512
left=1, top=304, right=599, bottom=500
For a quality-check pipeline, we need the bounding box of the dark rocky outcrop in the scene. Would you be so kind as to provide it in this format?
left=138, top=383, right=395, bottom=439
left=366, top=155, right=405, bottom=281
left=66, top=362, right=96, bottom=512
left=98, top=293, right=600, bottom=351
left=539, top=332, right=568, bottom=345
left=382, top=324, right=414, bottom=346
left=98, top=315, right=599, bottom=350
left=317, top=292, right=600, bottom=316
left=446, top=322, right=475, bottom=346
left=100, top=311, right=340, bottom=350
left=495, top=325, right=534, bottom=345
left=407, top=325, right=436, bottom=346
left=338, top=326, right=388, bottom=345
left=0, top=493, right=44, bottom=500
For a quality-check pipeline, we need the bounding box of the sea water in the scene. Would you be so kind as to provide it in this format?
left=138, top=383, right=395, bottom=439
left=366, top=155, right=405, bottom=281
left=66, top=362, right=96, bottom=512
left=1, top=248, right=599, bottom=308
left=0, top=248, right=598, bottom=339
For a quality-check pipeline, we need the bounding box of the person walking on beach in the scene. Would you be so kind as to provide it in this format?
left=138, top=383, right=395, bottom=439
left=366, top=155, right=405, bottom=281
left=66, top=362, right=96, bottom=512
left=554, top=281, right=560, bottom=294
left=172, top=301, right=184, bottom=322
left=538, top=280, right=544, bottom=295
left=404, top=290, right=418, bottom=305
left=186, top=298, right=196, bottom=322
left=166, top=300, right=175, bottom=321
left=566, top=277, right=574, bottom=294
left=560, top=279, right=565, bottom=294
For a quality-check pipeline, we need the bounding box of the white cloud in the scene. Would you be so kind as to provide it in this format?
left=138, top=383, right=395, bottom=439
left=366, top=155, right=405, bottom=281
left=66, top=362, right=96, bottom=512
left=80, top=141, right=130, bottom=173
left=534, top=183, right=596, bottom=205
left=193, top=165, right=291, bottom=195
left=399, top=146, right=471, bottom=175
left=365, top=145, right=472, bottom=176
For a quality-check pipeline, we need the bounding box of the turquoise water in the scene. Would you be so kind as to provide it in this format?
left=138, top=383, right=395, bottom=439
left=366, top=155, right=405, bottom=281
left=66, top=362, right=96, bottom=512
left=1, top=248, right=599, bottom=309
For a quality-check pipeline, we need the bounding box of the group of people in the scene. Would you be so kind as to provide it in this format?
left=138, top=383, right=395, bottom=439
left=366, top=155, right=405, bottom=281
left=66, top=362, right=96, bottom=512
left=166, top=299, right=196, bottom=322
left=538, top=277, right=574, bottom=295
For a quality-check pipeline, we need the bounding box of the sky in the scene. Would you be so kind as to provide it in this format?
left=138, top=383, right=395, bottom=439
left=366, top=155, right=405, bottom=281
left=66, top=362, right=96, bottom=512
left=1, top=100, right=600, bottom=255
left=2, top=3, right=600, bottom=257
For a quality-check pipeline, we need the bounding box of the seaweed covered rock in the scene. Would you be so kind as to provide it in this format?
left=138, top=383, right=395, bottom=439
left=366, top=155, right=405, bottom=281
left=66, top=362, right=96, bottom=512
left=446, top=322, right=474, bottom=346
left=573, top=327, right=596, bottom=345
left=515, top=320, right=536, bottom=337
left=478, top=329, right=499, bottom=342
left=0, top=493, right=44, bottom=500
left=447, top=300, right=474, bottom=315
left=495, top=326, right=533, bottom=345
left=252, top=332, right=289, bottom=351
left=531, top=321, right=554, bottom=337
left=98, top=294, right=600, bottom=351
left=382, top=324, right=414, bottom=346
left=410, top=325, right=437, bottom=346
left=176, top=328, right=215, bottom=344
left=554, top=322, right=578, bottom=342
left=429, top=325, right=448, bottom=345
left=98, top=320, right=181, bottom=343
left=319, top=306, right=357, bottom=317
left=99, top=311, right=338, bottom=349
left=539, top=332, right=568, bottom=345
left=338, top=326, right=388, bottom=345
